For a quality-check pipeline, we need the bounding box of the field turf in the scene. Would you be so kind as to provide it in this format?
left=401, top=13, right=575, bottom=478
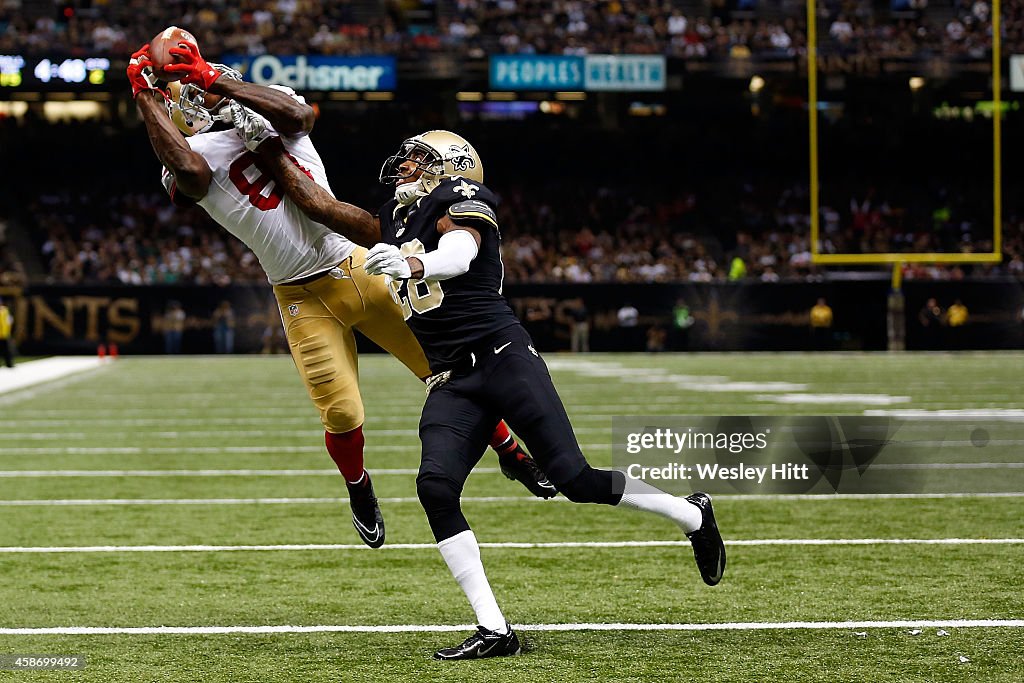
left=0, top=352, right=1021, bottom=681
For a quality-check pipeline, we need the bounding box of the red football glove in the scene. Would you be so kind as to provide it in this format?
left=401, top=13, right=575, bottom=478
left=164, top=41, right=221, bottom=90
left=127, top=44, right=166, bottom=100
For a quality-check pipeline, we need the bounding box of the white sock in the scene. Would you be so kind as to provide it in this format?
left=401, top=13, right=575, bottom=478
left=437, top=530, right=508, bottom=634
left=618, top=477, right=703, bottom=533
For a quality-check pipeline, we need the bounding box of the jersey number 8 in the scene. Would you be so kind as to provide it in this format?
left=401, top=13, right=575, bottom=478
left=228, top=151, right=313, bottom=211
left=386, top=239, right=444, bottom=320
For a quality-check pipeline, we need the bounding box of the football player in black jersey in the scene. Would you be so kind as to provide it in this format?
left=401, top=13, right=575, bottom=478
left=241, top=124, right=726, bottom=660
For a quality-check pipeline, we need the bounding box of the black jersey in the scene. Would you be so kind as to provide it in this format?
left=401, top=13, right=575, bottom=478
left=378, top=177, right=520, bottom=371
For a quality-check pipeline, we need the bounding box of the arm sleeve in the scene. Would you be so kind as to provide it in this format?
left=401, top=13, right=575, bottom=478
left=267, top=83, right=307, bottom=105
left=160, top=167, right=198, bottom=207
left=266, top=84, right=308, bottom=138
left=416, top=229, right=480, bottom=281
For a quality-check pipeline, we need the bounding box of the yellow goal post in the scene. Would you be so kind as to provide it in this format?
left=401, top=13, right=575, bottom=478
left=807, top=0, right=1003, bottom=266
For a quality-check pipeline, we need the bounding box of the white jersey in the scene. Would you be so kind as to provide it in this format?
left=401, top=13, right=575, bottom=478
left=161, top=87, right=354, bottom=285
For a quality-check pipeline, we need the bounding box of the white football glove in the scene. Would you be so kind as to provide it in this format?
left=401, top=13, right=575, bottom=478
left=229, top=101, right=277, bottom=151
left=364, top=243, right=412, bottom=279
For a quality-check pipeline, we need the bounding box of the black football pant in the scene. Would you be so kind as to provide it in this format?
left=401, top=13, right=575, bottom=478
left=416, top=324, right=625, bottom=542
left=0, top=340, right=13, bottom=368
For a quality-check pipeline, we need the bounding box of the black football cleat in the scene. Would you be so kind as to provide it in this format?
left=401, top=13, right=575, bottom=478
left=346, top=472, right=385, bottom=548
left=434, top=624, right=522, bottom=660
left=685, top=491, right=726, bottom=586
left=498, top=446, right=557, bottom=499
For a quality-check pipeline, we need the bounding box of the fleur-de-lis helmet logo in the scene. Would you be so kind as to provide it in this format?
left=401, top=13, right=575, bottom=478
left=448, top=144, right=476, bottom=173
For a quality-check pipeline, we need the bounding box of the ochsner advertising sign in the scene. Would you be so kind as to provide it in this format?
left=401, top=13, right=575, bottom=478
left=223, top=55, right=396, bottom=91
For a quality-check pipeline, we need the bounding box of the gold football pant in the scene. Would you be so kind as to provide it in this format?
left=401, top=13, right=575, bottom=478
left=272, top=246, right=430, bottom=434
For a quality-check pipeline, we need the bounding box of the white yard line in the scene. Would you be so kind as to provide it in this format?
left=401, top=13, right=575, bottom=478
left=757, top=394, right=911, bottom=405
left=1, top=464, right=1022, bottom=478
left=0, top=496, right=530, bottom=506
left=0, top=443, right=610, bottom=455
left=0, top=538, right=1021, bottom=554
left=0, top=468, right=498, bottom=478
left=0, top=427, right=616, bottom=439
left=0, top=358, right=109, bottom=405
left=865, top=409, right=1024, bottom=421
left=720, top=492, right=1024, bottom=500
left=0, top=357, right=105, bottom=396
left=1, top=619, right=1021, bottom=635
left=1, top=492, right=1023, bottom=506
left=0, top=430, right=416, bottom=439
left=2, top=414, right=620, bottom=427
left=544, top=359, right=811, bottom=393
left=871, top=463, right=1024, bottom=470
left=0, top=446, right=328, bottom=455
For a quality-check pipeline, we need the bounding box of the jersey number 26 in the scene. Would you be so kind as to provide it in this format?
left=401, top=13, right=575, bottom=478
left=386, top=239, right=444, bottom=320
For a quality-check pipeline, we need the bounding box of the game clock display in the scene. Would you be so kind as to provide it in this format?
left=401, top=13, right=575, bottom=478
left=0, top=55, right=110, bottom=89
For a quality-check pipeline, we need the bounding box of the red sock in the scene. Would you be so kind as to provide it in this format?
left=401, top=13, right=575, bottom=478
left=490, top=421, right=519, bottom=456
left=325, top=427, right=365, bottom=483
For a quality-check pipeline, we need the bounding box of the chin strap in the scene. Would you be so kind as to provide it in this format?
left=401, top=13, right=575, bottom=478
left=395, top=179, right=428, bottom=206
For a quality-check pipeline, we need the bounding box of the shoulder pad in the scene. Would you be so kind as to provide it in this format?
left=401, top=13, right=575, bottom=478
left=433, top=179, right=499, bottom=233
left=436, top=177, right=498, bottom=208
left=448, top=198, right=498, bottom=232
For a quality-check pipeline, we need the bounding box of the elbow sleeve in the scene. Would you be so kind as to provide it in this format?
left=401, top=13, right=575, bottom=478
left=418, top=230, right=480, bottom=281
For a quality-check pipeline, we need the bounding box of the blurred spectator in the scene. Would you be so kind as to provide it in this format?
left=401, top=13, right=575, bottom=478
left=617, top=303, right=639, bottom=328
left=33, top=191, right=264, bottom=286
left=261, top=298, right=287, bottom=354
left=0, top=0, right=1017, bottom=62
left=0, top=219, right=27, bottom=286
left=810, top=297, right=834, bottom=349
left=617, top=302, right=641, bottom=351
left=212, top=301, right=236, bottom=354
left=21, top=180, right=1024, bottom=286
left=672, top=298, right=695, bottom=350
left=163, top=301, right=185, bottom=354
left=918, top=297, right=943, bottom=349
left=946, top=299, right=969, bottom=327
left=646, top=324, right=668, bottom=352
left=559, top=297, right=590, bottom=353
left=0, top=297, right=14, bottom=368
left=945, top=298, right=969, bottom=349
left=728, top=256, right=747, bottom=280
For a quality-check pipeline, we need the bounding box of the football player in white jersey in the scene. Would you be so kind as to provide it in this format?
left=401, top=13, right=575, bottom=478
left=126, top=39, right=554, bottom=548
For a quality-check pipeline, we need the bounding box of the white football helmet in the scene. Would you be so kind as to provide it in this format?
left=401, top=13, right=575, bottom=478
left=165, top=63, right=243, bottom=136
left=380, top=130, right=484, bottom=205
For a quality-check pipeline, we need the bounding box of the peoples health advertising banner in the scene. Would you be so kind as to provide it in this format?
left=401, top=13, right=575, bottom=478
left=1011, top=55, right=1024, bottom=92
left=221, top=55, right=397, bottom=91
left=490, top=54, right=666, bottom=91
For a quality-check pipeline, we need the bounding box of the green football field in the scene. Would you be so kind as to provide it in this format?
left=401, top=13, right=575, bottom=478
left=0, top=352, right=1022, bottom=682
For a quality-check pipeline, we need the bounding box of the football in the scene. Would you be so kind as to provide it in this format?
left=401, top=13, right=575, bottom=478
left=148, top=26, right=198, bottom=82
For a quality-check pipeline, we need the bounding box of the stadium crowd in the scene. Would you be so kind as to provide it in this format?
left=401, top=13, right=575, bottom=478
left=20, top=182, right=1023, bottom=286
left=0, top=0, right=1015, bottom=60
left=31, top=191, right=264, bottom=286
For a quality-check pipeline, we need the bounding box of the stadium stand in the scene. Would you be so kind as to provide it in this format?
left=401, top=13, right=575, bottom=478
left=0, top=0, right=1015, bottom=59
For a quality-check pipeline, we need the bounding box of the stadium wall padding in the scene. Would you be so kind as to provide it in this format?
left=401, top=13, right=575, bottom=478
left=2, top=280, right=1022, bottom=355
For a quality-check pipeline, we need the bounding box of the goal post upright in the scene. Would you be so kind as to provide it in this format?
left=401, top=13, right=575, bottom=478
left=806, top=0, right=1002, bottom=267
left=805, top=0, right=1003, bottom=349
